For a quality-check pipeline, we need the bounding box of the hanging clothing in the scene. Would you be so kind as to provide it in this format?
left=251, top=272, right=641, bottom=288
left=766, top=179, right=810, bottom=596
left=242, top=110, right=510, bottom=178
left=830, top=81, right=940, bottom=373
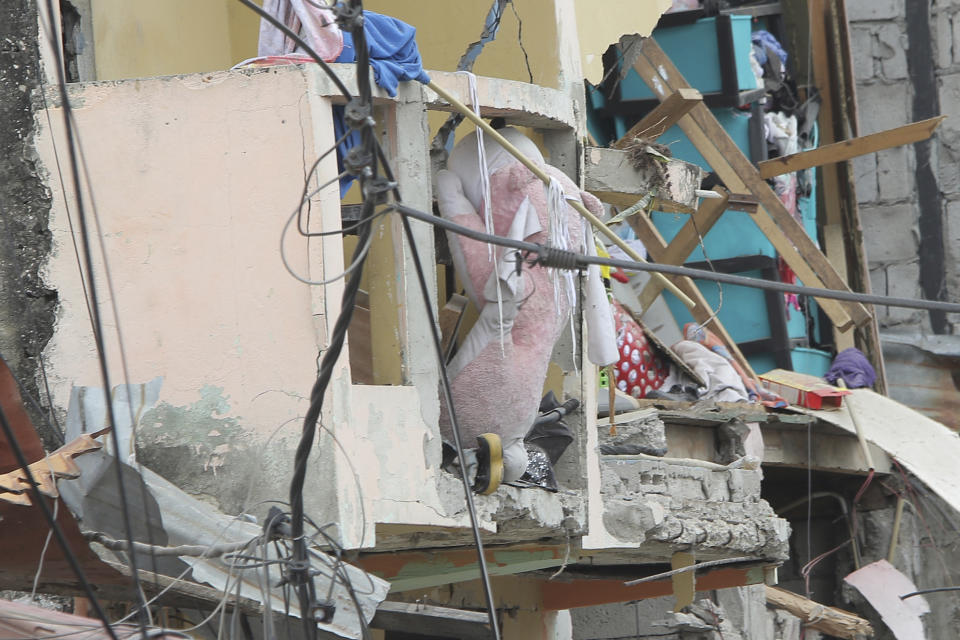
left=257, top=0, right=343, bottom=61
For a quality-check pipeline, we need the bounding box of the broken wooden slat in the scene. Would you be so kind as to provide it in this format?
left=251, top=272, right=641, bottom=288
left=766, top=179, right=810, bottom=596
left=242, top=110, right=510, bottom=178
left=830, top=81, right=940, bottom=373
left=611, top=87, right=703, bottom=147
left=631, top=38, right=873, bottom=331
left=756, top=116, right=945, bottom=179
left=636, top=189, right=729, bottom=310
left=584, top=146, right=704, bottom=214
left=627, top=205, right=757, bottom=379
left=765, top=585, right=874, bottom=639
left=439, top=293, right=468, bottom=357
left=810, top=0, right=855, bottom=349
left=541, top=563, right=770, bottom=610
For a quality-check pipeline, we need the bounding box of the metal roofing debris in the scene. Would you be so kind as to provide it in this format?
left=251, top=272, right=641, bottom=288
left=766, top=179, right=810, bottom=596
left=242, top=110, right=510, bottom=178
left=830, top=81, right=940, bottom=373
left=845, top=560, right=929, bottom=640
left=802, top=389, right=960, bottom=514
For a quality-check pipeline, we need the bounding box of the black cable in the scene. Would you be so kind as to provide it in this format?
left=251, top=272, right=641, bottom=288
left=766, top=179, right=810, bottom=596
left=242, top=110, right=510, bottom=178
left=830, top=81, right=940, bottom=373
left=40, top=0, right=150, bottom=632
left=0, top=401, right=120, bottom=640
left=398, top=213, right=503, bottom=640
left=393, top=203, right=960, bottom=315
left=901, top=586, right=960, bottom=600
left=235, top=0, right=352, bottom=100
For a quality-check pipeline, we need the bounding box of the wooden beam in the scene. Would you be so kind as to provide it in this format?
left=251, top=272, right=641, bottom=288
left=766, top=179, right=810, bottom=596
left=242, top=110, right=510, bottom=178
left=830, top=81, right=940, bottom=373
left=358, top=544, right=571, bottom=593
left=612, top=88, right=703, bottom=147
left=627, top=205, right=757, bottom=379
left=757, top=116, right=945, bottom=178
left=372, top=601, right=491, bottom=639
left=766, top=586, right=874, bottom=639
left=541, top=564, right=768, bottom=611
left=636, top=190, right=729, bottom=310
left=631, top=38, right=873, bottom=331
left=809, top=0, right=855, bottom=350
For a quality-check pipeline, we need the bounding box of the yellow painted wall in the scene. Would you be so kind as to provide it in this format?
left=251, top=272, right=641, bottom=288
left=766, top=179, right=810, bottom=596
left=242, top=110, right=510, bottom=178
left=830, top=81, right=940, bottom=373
left=574, top=0, right=673, bottom=83
left=364, top=0, right=560, bottom=88
left=90, top=0, right=261, bottom=80
left=89, top=1, right=667, bottom=85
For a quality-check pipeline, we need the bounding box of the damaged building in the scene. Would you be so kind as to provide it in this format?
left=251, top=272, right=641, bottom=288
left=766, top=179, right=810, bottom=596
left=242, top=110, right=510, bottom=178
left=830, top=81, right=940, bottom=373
left=1, top=0, right=959, bottom=639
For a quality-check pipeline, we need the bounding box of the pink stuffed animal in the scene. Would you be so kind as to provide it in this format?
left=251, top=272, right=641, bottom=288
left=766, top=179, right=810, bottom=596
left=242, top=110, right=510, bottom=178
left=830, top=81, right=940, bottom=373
left=436, top=127, right=618, bottom=491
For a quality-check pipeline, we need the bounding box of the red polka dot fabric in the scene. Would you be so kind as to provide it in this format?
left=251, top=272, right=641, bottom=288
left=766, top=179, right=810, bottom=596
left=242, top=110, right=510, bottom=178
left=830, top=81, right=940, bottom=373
left=611, top=300, right=670, bottom=399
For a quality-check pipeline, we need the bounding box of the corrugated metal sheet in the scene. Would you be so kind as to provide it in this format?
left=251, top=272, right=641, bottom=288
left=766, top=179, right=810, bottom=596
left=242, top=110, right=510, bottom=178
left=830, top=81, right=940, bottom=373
left=882, top=335, right=960, bottom=430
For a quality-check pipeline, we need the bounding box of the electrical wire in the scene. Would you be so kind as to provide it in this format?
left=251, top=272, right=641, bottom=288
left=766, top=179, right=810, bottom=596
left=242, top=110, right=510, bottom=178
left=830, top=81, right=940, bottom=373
left=397, top=213, right=503, bottom=640
left=392, top=202, right=960, bottom=314
left=38, top=0, right=149, bottom=634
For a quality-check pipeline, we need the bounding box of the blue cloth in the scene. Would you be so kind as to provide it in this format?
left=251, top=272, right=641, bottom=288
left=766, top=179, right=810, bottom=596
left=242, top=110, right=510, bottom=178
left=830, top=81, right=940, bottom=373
left=336, top=10, right=431, bottom=97
left=825, top=348, right=876, bottom=389
left=751, top=30, right=788, bottom=67
left=334, top=10, right=431, bottom=196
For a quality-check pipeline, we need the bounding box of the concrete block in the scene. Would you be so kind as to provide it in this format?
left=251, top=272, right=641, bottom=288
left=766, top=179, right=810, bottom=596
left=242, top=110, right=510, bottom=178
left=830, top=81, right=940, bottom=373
left=570, top=597, right=676, bottom=640
left=851, top=152, right=878, bottom=203
left=850, top=24, right=876, bottom=80
left=946, top=200, right=960, bottom=298
left=846, top=0, right=903, bottom=22
left=727, top=469, right=762, bottom=502
left=875, top=23, right=909, bottom=79
left=885, top=261, right=924, bottom=325
left=860, top=203, right=919, bottom=263
left=716, top=585, right=768, bottom=640
left=876, top=146, right=913, bottom=202
left=598, top=412, right=667, bottom=456
left=847, top=0, right=904, bottom=22
left=938, top=11, right=954, bottom=70
left=869, top=265, right=887, bottom=297
left=704, top=473, right=731, bottom=502
left=937, top=134, right=960, bottom=193
left=953, top=15, right=960, bottom=65
left=938, top=74, right=960, bottom=132
left=856, top=82, right=909, bottom=135
left=601, top=498, right=662, bottom=542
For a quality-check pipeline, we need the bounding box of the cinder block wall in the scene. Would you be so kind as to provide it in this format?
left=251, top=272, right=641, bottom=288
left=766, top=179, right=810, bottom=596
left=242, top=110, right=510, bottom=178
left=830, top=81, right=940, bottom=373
left=847, top=0, right=957, bottom=335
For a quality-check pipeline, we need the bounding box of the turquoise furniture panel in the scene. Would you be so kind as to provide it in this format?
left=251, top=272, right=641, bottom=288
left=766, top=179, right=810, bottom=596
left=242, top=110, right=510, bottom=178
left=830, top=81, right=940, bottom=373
left=618, top=16, right=756, bottom=101
left=649, top=107, right=776, bottom=260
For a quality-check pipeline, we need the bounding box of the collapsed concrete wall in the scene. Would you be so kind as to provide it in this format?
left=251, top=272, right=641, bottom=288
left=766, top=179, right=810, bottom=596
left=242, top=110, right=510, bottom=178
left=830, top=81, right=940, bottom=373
left=570, top=587, right=819, bottom=640
left=847, top=0, right=956, bottom=334
left=0, top=1, right=61, bottom=450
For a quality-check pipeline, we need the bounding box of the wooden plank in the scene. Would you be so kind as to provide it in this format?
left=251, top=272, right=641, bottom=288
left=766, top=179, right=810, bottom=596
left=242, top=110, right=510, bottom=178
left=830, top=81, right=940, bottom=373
left=810, top=0, right=854, bottom=349
left=541, top=564, right=768, bottom=610
left=830, top=0, right=888, bottom=393
left=357, top=544, right=571, bottom=593
left=637, top=189, right=729, bottom=309
left=756, top=116, right=946, bottom=178
left=627, top=209, right=757, bottom=379
left=671, top=552, right=696, bottom=611
left=632, top=40, right=872, bottom=331
left=639, top=99, right=857, bottom=330
left=372, top=601, right=491, bottom=639
left=611, top=87, right=703, bottom=147
left=439, top=293, right=468, bottom=356
left=766, top=586, right=874, bottom=639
